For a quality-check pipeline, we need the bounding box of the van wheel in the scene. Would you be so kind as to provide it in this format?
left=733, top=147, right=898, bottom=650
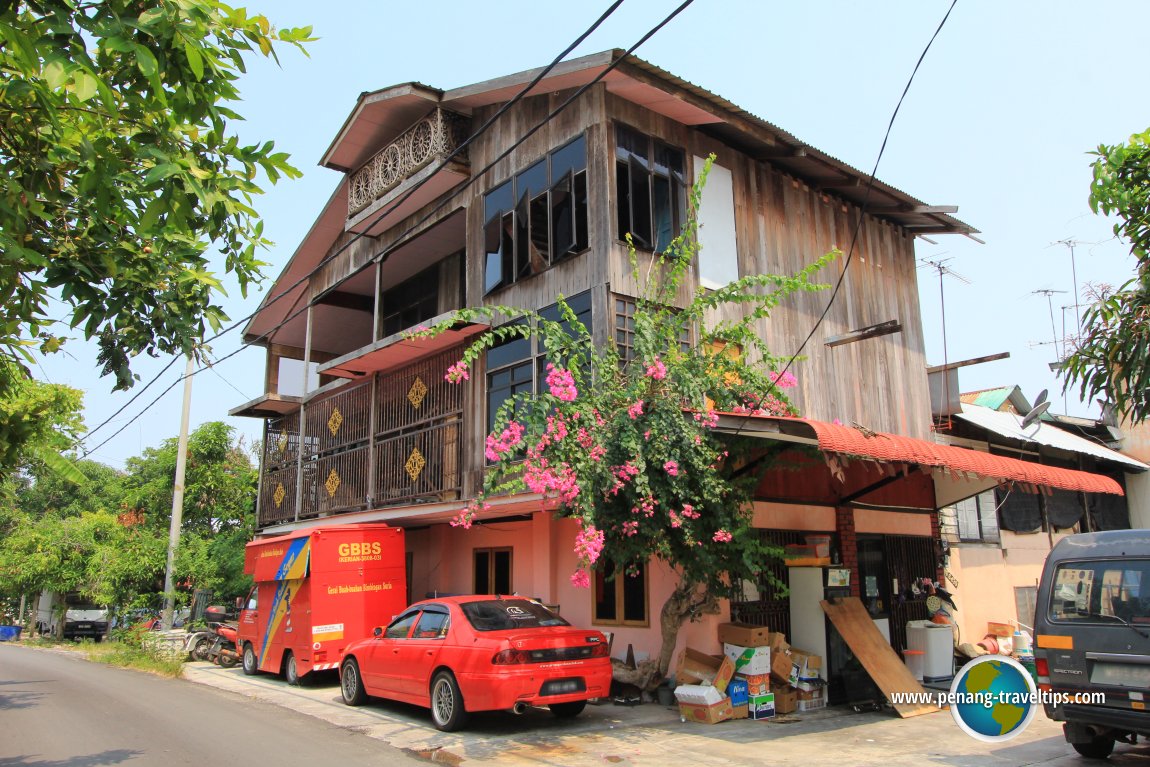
left=341, top=658, right=367, bottom=706
left=1072, top=737, right=1115, bottom=759
left=284, top=652, right=301, bottom=686
left=242, top=643, right=258, bottom=676
left=430, top=671, right=469, bottom=732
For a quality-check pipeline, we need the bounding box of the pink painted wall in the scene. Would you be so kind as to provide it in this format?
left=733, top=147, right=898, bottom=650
left=752, top=501, right=836, bottom=530
left=854, top=508, right=932, bottom=536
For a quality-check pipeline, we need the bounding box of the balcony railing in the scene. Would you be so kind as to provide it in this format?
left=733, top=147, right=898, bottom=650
left=347, top=108, right=470, bottom=216
left=257, top=347, right=465, bottom=527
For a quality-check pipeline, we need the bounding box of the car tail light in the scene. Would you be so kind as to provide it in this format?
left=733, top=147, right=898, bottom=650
left=590, top=643, right=609, bottom=658
left=492, top=649, right=532, bottom=665
left=1035, top=657, right=1050, bottom=686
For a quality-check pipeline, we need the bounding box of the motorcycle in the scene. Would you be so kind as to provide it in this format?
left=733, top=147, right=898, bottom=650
left=188, top=605, right=239, bottom=667
left=206, top=621, right=240, bottom=668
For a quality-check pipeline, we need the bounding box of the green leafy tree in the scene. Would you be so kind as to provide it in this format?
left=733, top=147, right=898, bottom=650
left=430, top=161, right=835, bottom=682
left=0, top=359, right=85, bottom=483
left=1063, top=128, right=1150, bottom=422
left=0, top=1, right=312, bottom=391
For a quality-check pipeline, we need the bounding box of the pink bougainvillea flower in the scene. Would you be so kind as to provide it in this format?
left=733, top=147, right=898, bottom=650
left=574, top=524, right=605, bottom=565
left=445, top=360, right=470, bottom=383
left=570, top=569, right=590, bottom=588
left=622, top=520, right=639, bottom=536
left=645, top=358, right=667, bottom=380
left=713, top=529, right=733, bottom=543
left=628, top=400, right=645, bottom=420
left=768, top=370, right=798, bottom=389
left=545, top=363, right=578, bottom=401
left=663, top=460, right=680, bottom=477
left=484, top=420, right=525, bottom=461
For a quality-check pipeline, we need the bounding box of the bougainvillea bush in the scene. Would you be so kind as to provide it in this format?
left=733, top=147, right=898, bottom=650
left=428, top=160, right=836, bottom=678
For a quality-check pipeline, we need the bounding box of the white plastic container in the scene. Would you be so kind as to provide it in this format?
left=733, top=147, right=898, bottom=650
left=906, top=620, right=955, bottom=682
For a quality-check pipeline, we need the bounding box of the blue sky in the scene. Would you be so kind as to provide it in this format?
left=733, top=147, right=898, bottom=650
left=42, top=0, right=1150, bottom=468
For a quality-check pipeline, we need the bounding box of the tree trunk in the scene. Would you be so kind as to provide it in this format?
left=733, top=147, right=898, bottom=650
left=655, top=582, right=720, bottom=681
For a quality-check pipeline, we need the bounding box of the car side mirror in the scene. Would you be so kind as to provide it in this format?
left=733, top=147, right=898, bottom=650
left=235, top=597, right=243, bottom=610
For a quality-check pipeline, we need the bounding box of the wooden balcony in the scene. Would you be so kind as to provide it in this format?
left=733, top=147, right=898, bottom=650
left=346, top=108, right=470, bottom=220
left=257, top=347, right=465, bottom=528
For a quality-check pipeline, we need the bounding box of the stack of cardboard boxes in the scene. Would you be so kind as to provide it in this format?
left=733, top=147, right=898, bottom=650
left=673, top=622, right=828, bottom=724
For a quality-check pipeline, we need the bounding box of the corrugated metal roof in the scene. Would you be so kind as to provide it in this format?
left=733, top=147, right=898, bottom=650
left=954, top=404, right=1148, bottom=471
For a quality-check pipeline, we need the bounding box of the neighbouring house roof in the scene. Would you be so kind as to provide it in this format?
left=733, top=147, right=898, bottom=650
left=953, top=404, right=1148, bottom=472
left=714, top=414, right=1126, bottom=496
left=960, top=386, right=1027, bottom=413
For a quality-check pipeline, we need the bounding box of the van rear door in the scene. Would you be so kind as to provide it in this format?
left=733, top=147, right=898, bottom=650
left=1040, top=557, right=1150, bottom=709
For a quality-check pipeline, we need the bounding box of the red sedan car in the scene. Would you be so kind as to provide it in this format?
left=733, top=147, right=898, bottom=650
left=338, top=595, right=613, bottom=731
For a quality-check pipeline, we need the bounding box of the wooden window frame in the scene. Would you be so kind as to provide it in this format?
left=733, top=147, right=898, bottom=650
left=614, top=123, right=686, bottom=253
left=592, top=561, right=650, bottom=628
left=473, top=547, right=513, bottom=595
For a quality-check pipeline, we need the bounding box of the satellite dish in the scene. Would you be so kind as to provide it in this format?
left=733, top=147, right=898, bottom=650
left=1033, top=389, right=1048, bottom=407
left=1021, top=400, right=1052, bottom=429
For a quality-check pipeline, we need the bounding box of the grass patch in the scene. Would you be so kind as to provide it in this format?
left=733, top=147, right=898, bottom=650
left=85, top=639, right=185, bottom=677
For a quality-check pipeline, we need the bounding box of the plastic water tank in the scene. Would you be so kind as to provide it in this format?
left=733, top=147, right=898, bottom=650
left=906, top=620, right=954, bottom=682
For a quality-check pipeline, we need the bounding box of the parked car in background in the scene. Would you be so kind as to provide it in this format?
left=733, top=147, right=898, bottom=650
left=36, top=592, right=109, bottom=640
left=339, top=596, right=612, bottom=731
left=1035, top=530, right=1150, bottom=759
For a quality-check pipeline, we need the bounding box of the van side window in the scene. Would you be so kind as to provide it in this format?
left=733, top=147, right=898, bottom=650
left=245, top=588, right=258, bottom=611
left=1050, top=560, right=1150, bottom=623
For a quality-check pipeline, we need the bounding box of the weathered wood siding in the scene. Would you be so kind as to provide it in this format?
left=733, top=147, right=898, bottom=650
left=604, top=93, right=932, bottom=438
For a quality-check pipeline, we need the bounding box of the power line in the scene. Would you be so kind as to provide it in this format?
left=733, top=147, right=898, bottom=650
left=76, top=0, right=630, bottom=450
left=729, top=0, right=959, bottom=437
left=76, top=0, right=698, bottom=456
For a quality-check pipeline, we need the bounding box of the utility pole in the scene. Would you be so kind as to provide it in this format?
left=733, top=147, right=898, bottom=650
left=161, top=356, right=195, bottom=631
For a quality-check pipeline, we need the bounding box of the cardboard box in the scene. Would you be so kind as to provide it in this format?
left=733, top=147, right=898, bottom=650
left=770, top=647, right=793, bottom=683
left=674, top=683, right=725, bottom=706
left=787, top=648, right=822, bottom=684
left=677, top=648, right=736, bottom=693
left=795, top=678, right=823, bottom=693
left=771, top=685, right=798, bottom=715
left=727, top=677, right=749, bottom=706
left=679, top=698, right=734, bottom=724
left=724, top=643, right=771, bottom=676
left=739, top=672, right=770, bottom=696
left=718, top=622, right=773, bottom=647
left=731, top=703, right=749, bottom=720
left=748, top=692, right=775, bottom=720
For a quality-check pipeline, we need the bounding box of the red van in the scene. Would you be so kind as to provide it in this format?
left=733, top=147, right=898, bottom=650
left=237, top=524, right=407, bottom=685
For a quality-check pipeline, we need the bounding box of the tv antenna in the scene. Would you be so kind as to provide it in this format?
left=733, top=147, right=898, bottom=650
left=920, top=256, right=971, bottom=429
left=1052, top=239, right=1083, bottom=333
left=1030, top=289, right=1067, bottom=364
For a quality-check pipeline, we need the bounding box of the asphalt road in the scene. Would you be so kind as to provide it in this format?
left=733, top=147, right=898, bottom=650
left=0, top=644, right=421, bottom=766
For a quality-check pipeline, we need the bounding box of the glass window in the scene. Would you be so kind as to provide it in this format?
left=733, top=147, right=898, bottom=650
left=460, top=599, right=569, bottom=631
left=381, top=265, right=441, bottom=337
left=474, top=547, right=513, bottom=595
left=412, top=610, right=449, bottom=639
left=1050, top=560, right=1150, bottom=624
left=245, top=588, right=258, bottom=611
left=482, top=135, right=589, bottom=295
left=385, top=610, right=420, bottom=639
left=616, top=125, right=686, bottom=253
left=593, top=560, right=649, bottom=626
left=485, top=292, right=593, bottom=434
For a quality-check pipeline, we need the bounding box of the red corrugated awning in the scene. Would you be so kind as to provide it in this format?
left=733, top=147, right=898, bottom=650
left=714, top=415, right=1124, bottom=496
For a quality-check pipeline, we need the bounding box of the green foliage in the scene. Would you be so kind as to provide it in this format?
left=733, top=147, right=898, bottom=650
left=0, top=421, right=257, bottom=610
left=0, top=359, right=85, bottom=482
left=0, top=1, right=313, bottom=390
left=83, top=636, right=186, bottom=677
left=1063, top=129, right=1150, bottom=422
left=433, top=158, right=835, bottom=601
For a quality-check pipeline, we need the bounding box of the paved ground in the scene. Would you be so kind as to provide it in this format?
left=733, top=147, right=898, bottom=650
left=181, top=660, right=1150, bottom=766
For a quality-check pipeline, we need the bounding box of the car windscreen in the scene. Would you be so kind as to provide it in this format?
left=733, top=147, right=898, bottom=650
left=460, top=600, right=570, bottom=631
left=1050, top=558, right=1150, bottom=624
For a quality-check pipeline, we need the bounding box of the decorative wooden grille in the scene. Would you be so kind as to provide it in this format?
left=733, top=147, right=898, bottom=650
left=347, top=109, right=470, bottom=215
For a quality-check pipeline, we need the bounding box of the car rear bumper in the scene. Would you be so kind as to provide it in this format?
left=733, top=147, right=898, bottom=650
left=1045, top=702, right=1150, bottom=737
left=457, top=662, right=613, bottom=711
